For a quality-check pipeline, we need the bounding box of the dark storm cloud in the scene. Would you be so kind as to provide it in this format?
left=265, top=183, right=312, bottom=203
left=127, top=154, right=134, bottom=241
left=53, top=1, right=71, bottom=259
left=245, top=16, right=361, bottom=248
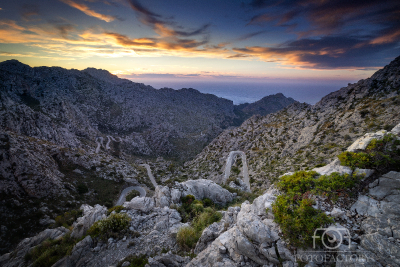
left=127, top=0, right=210, bottom=38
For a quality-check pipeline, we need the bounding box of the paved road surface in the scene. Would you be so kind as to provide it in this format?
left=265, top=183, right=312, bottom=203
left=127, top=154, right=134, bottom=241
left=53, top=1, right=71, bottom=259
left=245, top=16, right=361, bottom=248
left=140, top=164, right=158, bottom=188
left=223, top=151, right=250, bottom=191
left=116, top=186, right=146, bottom=206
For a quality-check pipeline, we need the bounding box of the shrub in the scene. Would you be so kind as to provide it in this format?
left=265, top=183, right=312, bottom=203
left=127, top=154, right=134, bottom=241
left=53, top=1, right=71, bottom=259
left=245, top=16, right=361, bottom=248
left=77, top=183, right=88, bottom=194
left=272, top=171, right=363, bottom=247
left=117, top=254, right=148, bottom=267
left=176, top=226, right=198, bottom=250
left=338, top=133, right=400, bottom=173
left=55, top=209, right=83, bottom=228
left=125, top=190, right=140, bottom=201
left=107, top=205, right=124, bottom=215
left=87, top=213, right=131, bottom=240
left=25, top=234, right=77, bottom=267
left=273, top=194, right=333, bottom=248
left=192, top=207, right=222, bottom=234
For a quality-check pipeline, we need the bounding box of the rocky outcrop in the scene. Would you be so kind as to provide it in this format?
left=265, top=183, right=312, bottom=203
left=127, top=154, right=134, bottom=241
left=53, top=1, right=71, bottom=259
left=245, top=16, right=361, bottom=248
left=0, top=227, right=70, bottom=267
left=154, top=179, right=234, bottom=208
left=187, top=190, right=293, bottom=267
left=71, top=204, right=107, bottom=239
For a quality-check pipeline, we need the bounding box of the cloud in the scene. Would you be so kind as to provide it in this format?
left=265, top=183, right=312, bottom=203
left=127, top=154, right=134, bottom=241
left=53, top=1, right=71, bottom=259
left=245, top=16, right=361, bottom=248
left=127, top=0, right=210, bottom=38
left=21, top=4, right=40, bottom=21
left=235, top=30, right=267, bottom=41
left=60, top=0, right=116, bottom=22
left=227, top=54, right=252, bottom=59
left=233, top=35, right=400, bottom=69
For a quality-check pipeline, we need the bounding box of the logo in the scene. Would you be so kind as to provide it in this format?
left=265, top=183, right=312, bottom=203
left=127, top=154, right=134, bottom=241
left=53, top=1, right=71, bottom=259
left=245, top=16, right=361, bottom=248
left=312, top=226, right=351, bottom=250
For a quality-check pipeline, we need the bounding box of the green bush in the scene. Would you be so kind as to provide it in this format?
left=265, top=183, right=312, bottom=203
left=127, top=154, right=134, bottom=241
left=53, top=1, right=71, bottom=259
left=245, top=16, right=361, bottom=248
left=192, top=207, right=222, bottom=234
left=273, top=194, right=333, bottom=248
left=175, top=198, right=222, bottom=251
left=107, top=205, right=124, bottom=215
left=272, top=171, right=363, bottom=247
left=55, top=209, right=83, bottom=228
left=177, top=226, right=198, bottom=251
left=126, top=190, right=140, bottom=201
left=338, top=133, right=400, bottom=172
left=87, top=213, right=131, bottom=240
left=117, top=254, right=148, bottom=267
left=25, top=234, right=77, bottom=267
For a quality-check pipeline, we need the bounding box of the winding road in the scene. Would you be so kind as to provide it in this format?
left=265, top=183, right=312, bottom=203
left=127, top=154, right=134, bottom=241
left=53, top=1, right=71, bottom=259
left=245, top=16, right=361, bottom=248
left=223, top=151, right=251, bottom=191
left=115, top=186, right=146, bottom=206
left=94, top=136, right=156, bottom=206
left=140, top=164, right=158, bottom=188
left=95, top=137, right=104, bottom=153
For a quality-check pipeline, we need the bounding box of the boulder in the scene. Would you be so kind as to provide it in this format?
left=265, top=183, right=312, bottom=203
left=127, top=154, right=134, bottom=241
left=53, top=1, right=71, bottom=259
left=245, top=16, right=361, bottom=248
left=71, top=204, right=107, bottom=239
left=347, top=130, right=387, bottom=152
left=123, top=197, right=155, bottom=213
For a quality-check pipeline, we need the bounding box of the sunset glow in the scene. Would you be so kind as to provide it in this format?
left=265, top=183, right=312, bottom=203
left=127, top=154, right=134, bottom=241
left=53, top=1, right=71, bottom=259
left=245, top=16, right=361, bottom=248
left=1, top=0, right=399, bottom=89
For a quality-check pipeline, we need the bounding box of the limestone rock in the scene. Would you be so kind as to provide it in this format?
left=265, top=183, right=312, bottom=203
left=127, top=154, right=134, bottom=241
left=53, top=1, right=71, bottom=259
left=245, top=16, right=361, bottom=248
left=71, top=204, right=107, bottom=239
left=123, top=197, right=155, bottom=213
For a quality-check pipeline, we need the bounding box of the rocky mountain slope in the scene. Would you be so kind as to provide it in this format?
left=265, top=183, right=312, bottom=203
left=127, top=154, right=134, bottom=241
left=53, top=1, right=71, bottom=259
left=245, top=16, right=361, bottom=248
left=0, top=60, right=295, bottom=161
left=184, top=55, right=400, bottom=191
left=2, top=123, right=400, bottom=267
left=0, top=60, right=295, bottom=254
left=236, top=93, right=297, bottom=117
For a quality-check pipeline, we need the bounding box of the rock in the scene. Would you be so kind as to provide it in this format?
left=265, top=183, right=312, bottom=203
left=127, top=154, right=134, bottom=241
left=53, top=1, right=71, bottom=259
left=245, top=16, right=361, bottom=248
left=390, top=122, right=400, bottom=135
left=347, top=130, right=387, bottom=152
left=123, top=197, right=155, bottom=213
left=219, top=246, right=227, bottom=254
left=154, top=179, right=234, bottom=208
left=71, top=204, right=107, bottom=239
left=313, top=159, right=352, bottom=176
left=147, top=253, right=190, bottom=267
left=53, top=235, right=93, bottom=267
left=121, top=261, right=130, bottom=267
left=181, top=179, right=234, bottom=205
left=330, top=207, right=346, bottom=219
left=0, top=227, right=69, bottom=267
left=39, top=215, right=56, bottom=225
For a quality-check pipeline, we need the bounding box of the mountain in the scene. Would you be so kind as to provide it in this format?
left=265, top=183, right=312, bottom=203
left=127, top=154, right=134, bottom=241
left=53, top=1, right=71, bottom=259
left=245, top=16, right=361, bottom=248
left=0, top=60, right=295, bottom=161
left=236, top=93, right=297, bottom=117
left=0, top=60, right=295, bottom=254
left=184, top=55, right=400, bottom=189
left=1, top=56, right=400, bottom=266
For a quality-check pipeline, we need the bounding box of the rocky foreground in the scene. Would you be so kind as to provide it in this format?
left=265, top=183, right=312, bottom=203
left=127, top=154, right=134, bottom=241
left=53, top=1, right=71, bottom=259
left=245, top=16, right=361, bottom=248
left=1, top=124, right=399, bottom=267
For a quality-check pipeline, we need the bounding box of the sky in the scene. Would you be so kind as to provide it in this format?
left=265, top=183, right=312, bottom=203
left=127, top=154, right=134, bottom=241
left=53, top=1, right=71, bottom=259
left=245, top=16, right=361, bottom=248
left=0, top=0, right=400, bottom=104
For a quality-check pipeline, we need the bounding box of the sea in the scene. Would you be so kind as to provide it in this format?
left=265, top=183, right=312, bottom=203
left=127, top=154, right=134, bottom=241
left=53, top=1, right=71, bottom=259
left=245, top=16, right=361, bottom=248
left=141, top=79, right=356, bottom=105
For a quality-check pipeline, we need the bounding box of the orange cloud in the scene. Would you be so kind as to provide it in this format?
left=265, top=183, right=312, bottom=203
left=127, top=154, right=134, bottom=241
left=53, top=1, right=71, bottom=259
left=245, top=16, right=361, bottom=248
left=370, top=29, right=400, bottom=45
left=60, top=0, right=116, bottom=22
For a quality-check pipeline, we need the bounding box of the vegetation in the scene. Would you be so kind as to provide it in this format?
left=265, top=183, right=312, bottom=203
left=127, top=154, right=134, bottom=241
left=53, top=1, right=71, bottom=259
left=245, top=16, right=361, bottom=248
left=272, top=171, right=363, bottom=247
left=125, top=190, right=140, bottom=201
left=338, top=133, right=400, bottom=173
left=175, top=195, right=222, bottom=250
left=25, top=234, right=77, bottom=267
left=54, top=209, right=83, bottom=228
left=107, top=205, right=124, bottom=215
left=77, top=183, right=89, bottom=194
left=87, top=213, right=131, bottom=240
left=117, top=254, right=148, bottom=267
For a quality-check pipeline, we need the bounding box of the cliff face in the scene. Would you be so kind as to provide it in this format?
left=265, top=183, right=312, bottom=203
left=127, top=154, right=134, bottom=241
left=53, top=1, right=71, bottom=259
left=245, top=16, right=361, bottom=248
left=184, top=56, right=400, bottom=188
